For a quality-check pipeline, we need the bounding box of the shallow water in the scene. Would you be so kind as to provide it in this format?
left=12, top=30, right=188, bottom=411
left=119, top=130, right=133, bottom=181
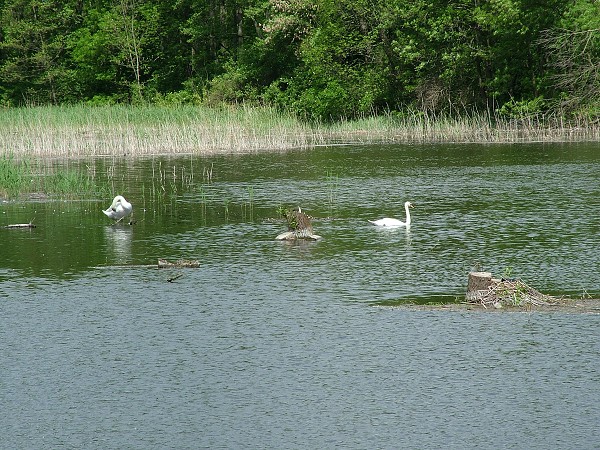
left=1, top=143, right=600, bottom=448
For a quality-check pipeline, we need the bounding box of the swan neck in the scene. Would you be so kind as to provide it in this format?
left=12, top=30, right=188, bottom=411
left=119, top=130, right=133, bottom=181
left=405, top=203, right=411, bottom=225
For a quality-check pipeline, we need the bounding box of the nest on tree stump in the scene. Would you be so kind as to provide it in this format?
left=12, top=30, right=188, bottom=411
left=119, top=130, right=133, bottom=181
left=275, top=206, right=322, bottom=240
left=466, top=271, right=556, bottom=308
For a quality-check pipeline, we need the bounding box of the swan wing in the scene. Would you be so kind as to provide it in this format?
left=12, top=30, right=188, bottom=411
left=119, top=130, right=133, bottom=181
left=103, top=197, right=132, bottom=220
left=103, top=205, right=119, bottom=219
left=369, top=218, right=406, bottom=227
left=103, top=208, right=114, bottom=218
left=120, top=200, right=133, bottom=216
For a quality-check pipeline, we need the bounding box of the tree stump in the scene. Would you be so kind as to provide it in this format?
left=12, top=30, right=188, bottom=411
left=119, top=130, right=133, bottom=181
left=465, top=271, right=493, bottom=302
left=275, top=206, right=322, bottom=240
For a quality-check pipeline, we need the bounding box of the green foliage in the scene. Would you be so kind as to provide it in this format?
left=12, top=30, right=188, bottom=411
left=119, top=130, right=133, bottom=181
left=539, top=0, right=600, bottom=114
left=277, top=205, right=299, bottom=230
left=497, top=96, right=547, bottom=119
left=0, top=0, right=83, bottom=105
left=0, top=0, right=597, bottom=116
left=0, top=154, right=28, bottom=197
left=204, top=62, right=259, bottom=106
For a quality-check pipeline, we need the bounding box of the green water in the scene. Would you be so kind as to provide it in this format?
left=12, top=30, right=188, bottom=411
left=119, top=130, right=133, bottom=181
left=2, top=142, right=599, bottom=298
left=2, top=143, right=600, bottom=449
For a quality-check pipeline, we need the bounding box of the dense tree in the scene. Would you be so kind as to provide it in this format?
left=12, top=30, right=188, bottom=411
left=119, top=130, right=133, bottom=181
left=0, top=0, right=83, bottom=104
left=539, top=0, right=600, bottom=113
left=0, top=0, right=597, bottom=118
left=69, top=0, right=164, bottom=103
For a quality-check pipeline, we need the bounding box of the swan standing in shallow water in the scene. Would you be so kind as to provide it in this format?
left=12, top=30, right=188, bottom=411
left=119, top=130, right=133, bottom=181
left=369, top=201, right=413, bottom=227
left=103, top=195, right=133, bottom=222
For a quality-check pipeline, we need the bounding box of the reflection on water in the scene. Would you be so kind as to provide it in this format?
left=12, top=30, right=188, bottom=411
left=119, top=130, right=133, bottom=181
left=103, top=225, right=133, bottom=264
left=1, top=143, right=600, bottom=449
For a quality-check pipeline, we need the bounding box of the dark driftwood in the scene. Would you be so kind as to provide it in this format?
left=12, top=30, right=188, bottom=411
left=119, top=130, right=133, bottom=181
left=3, top=222, right=36, bottom=229
left=158, top=259, right=200, bottom=268
left=167, top=274, right=184, bottom=283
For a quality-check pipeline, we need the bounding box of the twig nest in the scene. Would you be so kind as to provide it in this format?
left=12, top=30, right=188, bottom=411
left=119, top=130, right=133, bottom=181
left=466, top=271, right=555, bottom=308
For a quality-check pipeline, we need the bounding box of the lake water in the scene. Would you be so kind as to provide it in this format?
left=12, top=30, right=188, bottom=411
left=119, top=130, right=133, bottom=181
left=1, top=143, right=599, bottom=448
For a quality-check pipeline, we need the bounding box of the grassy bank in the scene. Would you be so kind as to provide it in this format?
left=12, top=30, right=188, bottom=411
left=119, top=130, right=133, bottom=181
left=0, top=104, right=599, bottom=158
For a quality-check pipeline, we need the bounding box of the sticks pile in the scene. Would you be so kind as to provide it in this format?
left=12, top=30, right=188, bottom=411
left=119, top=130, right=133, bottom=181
left=472, top=278, right=556, bottom=308
left=466, top=271, right=556, bottom=308
left=158, top=259, right=200, bottom=268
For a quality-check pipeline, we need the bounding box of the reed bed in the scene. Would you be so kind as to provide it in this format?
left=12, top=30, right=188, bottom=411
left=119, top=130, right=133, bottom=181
left=0, top=105, right=599, bottom=158
left=322, top=111, right=600, bottom=145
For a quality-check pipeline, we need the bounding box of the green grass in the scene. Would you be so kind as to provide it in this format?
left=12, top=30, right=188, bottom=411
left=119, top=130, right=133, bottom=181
left=0, top=154, right=104, bottom=199
left=1, top=104, right=599, bottom=158
left=0, top=154, right=28, bottom=198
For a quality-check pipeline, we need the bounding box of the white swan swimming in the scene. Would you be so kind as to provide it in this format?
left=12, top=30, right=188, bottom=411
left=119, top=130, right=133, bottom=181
left=103, top=195, right=133, bottom=222
left=369, top=201, right=413, bottom=227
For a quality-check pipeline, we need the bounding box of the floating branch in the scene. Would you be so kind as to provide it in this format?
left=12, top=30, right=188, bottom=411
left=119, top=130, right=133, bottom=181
left=167, top=273, right=184, bottom=283
left=158, top=259, right=200, bottom=268
left=466, top=271, right=556, bottom=308
left=2, top=222, right=36, bottom=229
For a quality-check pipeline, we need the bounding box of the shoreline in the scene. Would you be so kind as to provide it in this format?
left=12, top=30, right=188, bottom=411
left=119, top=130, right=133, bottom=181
left=392, top=297, right=600, bottom=314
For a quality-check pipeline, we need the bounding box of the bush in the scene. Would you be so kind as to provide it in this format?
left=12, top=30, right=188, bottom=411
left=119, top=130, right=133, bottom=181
left=497, top=96, right=547, bottom=119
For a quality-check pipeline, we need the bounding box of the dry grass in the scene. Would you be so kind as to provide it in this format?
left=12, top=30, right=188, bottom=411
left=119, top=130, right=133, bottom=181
left=323, top=111, right=600, bottom=145
left=0, top=105, right=598, bottom=158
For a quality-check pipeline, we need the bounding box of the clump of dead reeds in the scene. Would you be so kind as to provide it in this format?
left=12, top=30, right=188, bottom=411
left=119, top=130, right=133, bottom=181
left=322, top=110, right=600, bottom=145
left=0, top=104, right=317, bottom=158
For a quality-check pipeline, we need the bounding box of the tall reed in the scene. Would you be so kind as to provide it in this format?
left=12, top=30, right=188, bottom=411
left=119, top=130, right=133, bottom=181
left=325, top=170, right=339, bottom=217
left=0, top=154, right=28, bottom=197
left=322, top=109, right=600, bottom=145
left=1, top=105, right=599, bottom=158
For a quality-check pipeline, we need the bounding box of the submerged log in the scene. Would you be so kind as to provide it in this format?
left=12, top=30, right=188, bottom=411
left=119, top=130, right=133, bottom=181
left=158, top=259, right=200, bottom=268
left=3, top=222, right=36, bottom=229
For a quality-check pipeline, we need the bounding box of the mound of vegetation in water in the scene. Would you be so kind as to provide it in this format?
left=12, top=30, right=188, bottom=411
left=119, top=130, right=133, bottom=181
left=0, top=154, right=103, bottom=199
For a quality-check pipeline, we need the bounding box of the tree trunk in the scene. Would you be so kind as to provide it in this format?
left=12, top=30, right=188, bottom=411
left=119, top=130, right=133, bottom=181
left=465, top=271, right=492, bottom=302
